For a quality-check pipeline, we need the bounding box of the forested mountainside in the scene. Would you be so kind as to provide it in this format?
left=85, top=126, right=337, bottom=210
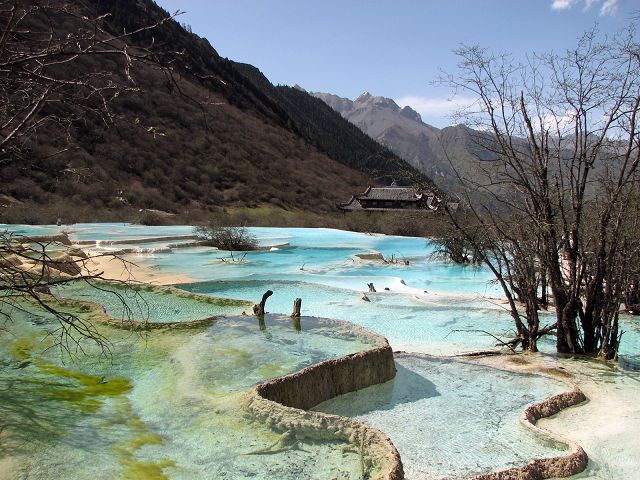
left=0, top=0, right=433, bottom=224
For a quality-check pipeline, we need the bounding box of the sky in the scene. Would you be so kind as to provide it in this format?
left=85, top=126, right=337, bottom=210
left=154, top=0, right=636, bottom=128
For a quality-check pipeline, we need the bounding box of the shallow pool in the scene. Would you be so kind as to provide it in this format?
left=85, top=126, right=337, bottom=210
left=315, top=353, right=570, bottom=479
left=3, top=223, right=639, bottom=480
left=0, top=304, right=374, bottom=480
left=51, top=280, right=249, bottom=323
left=179, top=279, right=551, bottom=355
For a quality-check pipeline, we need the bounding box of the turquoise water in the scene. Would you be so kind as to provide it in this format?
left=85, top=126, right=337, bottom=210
left=50, top=281, right=248, bottom=323
left=0, top=307, right=373, bottom=479
left=3, top=223, right=639, bottom=480
left=180, top=279, right=555, bottom=355
left=3, top=222, right=637, bottom=354
left=148, top=229, right=501, bottom=297
left=1, top=223, right=193, bottom=241
left=315, top=353, right=570, bottom=479
left=2, top=223, right=498, bottom=294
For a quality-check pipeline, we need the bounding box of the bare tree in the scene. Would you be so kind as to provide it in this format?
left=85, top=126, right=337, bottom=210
left=194, top=220, right=258, bottom=261
left=440, top=25, right=640, bottom=358
left=439, top=209, right=552, bottom=352
left=0, top=1, right=177, bottom=357
left=0, top=0, right=177, bottom=165
left=0, top=230, right=147, bottom=358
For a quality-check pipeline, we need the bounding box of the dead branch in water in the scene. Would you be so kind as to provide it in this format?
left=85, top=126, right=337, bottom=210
left=448, top=329, right=518, bottom=354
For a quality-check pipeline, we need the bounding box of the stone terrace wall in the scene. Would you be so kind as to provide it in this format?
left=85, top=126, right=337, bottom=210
left=246, top=325, right=590, bottom=480
left=473, top=388, right=588, bottom=480
left=257, top=345, right=396, bottom=410
left=245, top=338, right=403, bottom=480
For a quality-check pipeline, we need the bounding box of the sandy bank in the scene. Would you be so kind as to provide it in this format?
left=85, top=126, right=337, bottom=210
left=83, top=250, right=193, bottom=285
left=0, top=456, right=15, bottom=479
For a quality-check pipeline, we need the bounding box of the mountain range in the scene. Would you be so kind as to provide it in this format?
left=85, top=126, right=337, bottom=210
left=310, top=91, right=498, bottom=193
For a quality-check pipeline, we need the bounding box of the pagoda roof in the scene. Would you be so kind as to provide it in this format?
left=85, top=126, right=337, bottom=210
left=354, top=186, right=423, bottom=202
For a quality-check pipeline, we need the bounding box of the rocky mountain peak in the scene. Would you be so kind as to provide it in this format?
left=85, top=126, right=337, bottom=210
left=311, top=92, right=354, bottom=114
left=354, top=91, right=400, bottom=111
left=310, top=88, right=498, bottom=198
left=355, top=91, right=372, bottom=103
left=400, top=105, right=422, bottom=123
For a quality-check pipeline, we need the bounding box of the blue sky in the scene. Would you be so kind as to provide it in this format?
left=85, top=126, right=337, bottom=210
left=155, top=0, right=635, bottom=127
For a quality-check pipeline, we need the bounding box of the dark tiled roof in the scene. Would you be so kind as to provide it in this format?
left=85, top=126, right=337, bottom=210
left=337, top=196, right=363, bottom=210
left=355, top=186, right=422, bottom=201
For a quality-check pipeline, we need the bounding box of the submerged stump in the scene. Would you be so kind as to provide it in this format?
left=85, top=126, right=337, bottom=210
left=291, top=298, right=302, bottom=317
left=253, top=290, right=273, bottom=316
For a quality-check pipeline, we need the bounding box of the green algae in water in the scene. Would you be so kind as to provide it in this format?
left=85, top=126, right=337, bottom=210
left=6, top=223, right=640, bottom=479
left=1, top=320, right=176, bottom=480
left=1, top=300, right=373, bottom=479
left=51, top=280, right=250, bottom=324
left=118, top=316, right=372, bottom=479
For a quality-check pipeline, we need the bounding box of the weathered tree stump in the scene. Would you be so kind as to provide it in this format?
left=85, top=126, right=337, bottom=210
left=361, top=292, right=371, bottom=302
left=253, top=290, right=273, bottom=316
left=291, top=298, right=302, bottom=317
left=367, top=282, right=376, bottom=292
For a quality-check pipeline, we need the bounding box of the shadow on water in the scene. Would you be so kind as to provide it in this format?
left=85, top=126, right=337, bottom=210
left=256, top=315, right=273, bottom=340
left=318, top=364, right=439, bottom=416
left=0, top=370, right=120, bottom=458
left=364, top=364, right=440, bottom=412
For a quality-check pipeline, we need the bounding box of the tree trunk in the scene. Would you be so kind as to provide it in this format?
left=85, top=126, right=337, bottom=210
left=291, top=298, right=301, bottom=317
left=558, top=301, right=583, bottom=354
left=600, top=315, right=619, bottom=360
left=253, top=290, right=273, bottom=316
left=539, top=267, right=548, bottom=309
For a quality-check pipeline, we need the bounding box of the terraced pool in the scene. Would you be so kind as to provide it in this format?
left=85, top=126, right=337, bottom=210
left=2, top=223, right=639, bottom=479
left=315, top=353, right=570, bottom=479
left=0, top=300, right=378, bottom=479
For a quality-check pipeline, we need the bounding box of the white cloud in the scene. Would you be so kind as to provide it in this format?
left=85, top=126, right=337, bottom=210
left=551, top=0, right=618, bottom=15
left=395, top=95, right=477, bottom=126
left=551, top=0, right=576, bottom=10
left=537, top=110, right=576, bottom=133
left=396, top=95, right=582, bottom=131
left=599, top=0, right=618, bottom=16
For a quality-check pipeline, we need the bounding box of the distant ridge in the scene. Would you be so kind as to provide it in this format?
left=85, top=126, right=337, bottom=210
left=231, top=63, right=435, bottom=188
left=312, top=90, right=498, bottom=192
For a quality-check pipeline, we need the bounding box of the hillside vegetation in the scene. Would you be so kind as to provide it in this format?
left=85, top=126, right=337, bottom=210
left=0, top=0, right=433, bottom=224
